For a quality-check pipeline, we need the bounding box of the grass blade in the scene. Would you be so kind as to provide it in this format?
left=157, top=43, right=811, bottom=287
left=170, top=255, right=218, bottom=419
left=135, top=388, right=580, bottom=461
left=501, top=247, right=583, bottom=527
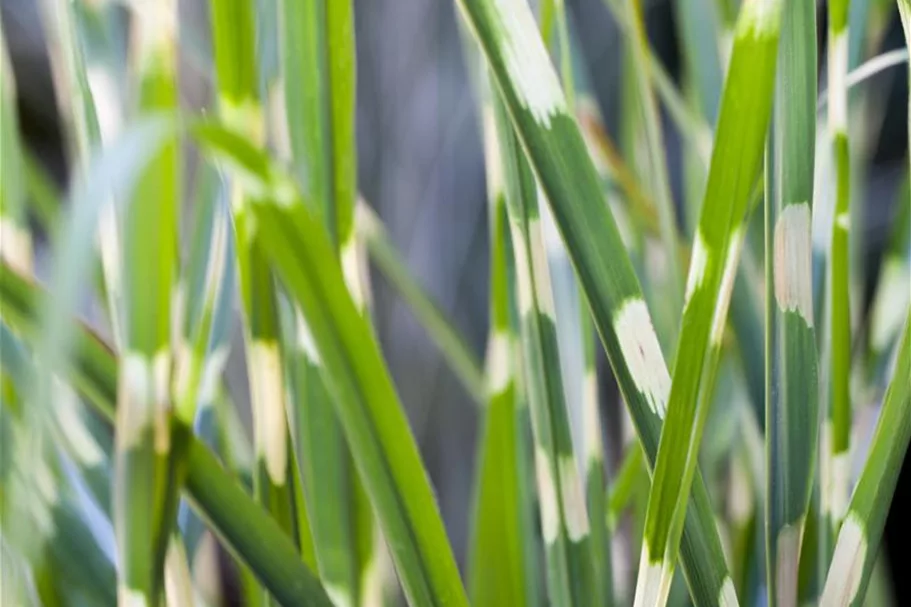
left=492, top=86, right=595, bottom=607
left=356, top=201, right=486, bottom=404
left=764, top=1, right=819, bottom=605
left=580, top=301, right=613, bottom=607
left=207, top=0, right=298, bottom=566
left=113, top=4, right=183, bottom=604
left=467, top=99, right=531, bottom=607
left=632, top=1, right=781, bottom=605
left=542, top=12, right=614, bottom=604
left=277, top=2, right=380, bottom=602
left=251, top=197, right=469, bottom=607
left=819, top=313, right=910, bottom=607
left=175, top=163, right=239, bottom=565
left=821, top=0, right=854, bottom=552
left=455, top=0, right=737, bottom=603
left=194, top=122, right=470, bottom=606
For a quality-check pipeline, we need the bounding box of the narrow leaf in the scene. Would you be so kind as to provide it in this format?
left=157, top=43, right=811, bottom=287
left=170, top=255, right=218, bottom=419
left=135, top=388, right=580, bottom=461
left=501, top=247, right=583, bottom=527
left=634, top=2, right=781, bottom=605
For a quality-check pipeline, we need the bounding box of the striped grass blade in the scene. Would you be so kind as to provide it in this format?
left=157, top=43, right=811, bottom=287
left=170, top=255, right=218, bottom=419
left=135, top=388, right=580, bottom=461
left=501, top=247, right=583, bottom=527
left=251, top=195, right=470, bottom=607
left=822, top=0, right=854, bottom=554
left=764, top=1, right=819, bottom=605
left=579, top=297, right=613, bottom=607
left=491, top=86, right=595, bottom=607
left=819, top=312, right=910, bottom=607
left=676, top=0, right=769, bottom=426
left=113, top=3, right=181, bottom=603
left=467, top=96, right=532, bottom=607
left=0, top=260, right=335, bottom=607
left=175, top=168, right=234, bottom=442
left=207, top=0, right=298, bottom=572
left=455, top=0, right=737, bottom=603
left=175, top=164, right=239, bottom=565
left=277, top=1, right=380, bottom=603
left=610, top=0, right=770, bottom=431
left=194, top=122, right=470, bottom=606
left=633, top=1, right=782, bottom=605
left=541, top=10, right=615, bottom=604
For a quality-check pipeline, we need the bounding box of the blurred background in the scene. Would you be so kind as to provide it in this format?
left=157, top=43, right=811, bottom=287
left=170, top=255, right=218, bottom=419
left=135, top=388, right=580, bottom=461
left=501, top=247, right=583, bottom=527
left=2, top=0, right=909, bottom=603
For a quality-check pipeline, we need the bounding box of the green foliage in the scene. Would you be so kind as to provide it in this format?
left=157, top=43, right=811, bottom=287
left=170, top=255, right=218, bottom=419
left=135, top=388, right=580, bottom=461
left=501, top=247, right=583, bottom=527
left=0, top=0, right=909, bottom=606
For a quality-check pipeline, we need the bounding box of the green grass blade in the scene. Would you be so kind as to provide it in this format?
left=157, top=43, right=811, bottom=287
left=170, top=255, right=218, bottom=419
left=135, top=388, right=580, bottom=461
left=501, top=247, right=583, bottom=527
left=764, top=1, right=819, bottom=605
left=277, top=1, right=380, bottom=602
left=194, top=122, right=469, bottom=606
left=633, top=1, right=781, bottom=605
left=356, top=201, right=486, bottom=404
left=467, top=100, right=530, bottom=607
left=603, top=0, right=769, bottom=428
left=250, top=198, right=469, bottom=607
left=175, top=163, right=240, bottom=565
left=0, top=261, right=335, bottom=607
left=581, top=303, right=614, bottom=607
left=53, top=379, right=114, bottom=516
left=0, top=327, right=116, bottom=606
left=819, top=313, right=910, bottom=607
left=37, top=0, right=104, bottom=159
left=544, top=13, right=614, bottom=604
left=607, top=442, right=645, bottom=527
left=113, top=5, right=182, bottom=603
left=674, top=0, right=769, bottom=429
left=176, top=168, right=234, bottom=429
left=455, top=0, right=736, bottom=603
left=208, top=0, right=298, bottom=565
left=568, top=92, right=614, bottom=607
left=491, top=86, right=594, bottom=607
left=730, top=254, right=767, bottom=425
left=822, top=0, right=854, bottom=552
